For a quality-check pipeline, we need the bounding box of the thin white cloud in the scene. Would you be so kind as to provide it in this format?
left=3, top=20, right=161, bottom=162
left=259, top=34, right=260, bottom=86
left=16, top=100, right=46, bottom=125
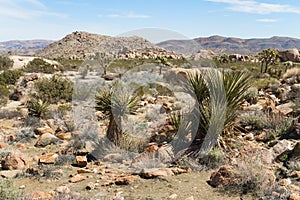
left=206, top=0, right=300, bottom=14
left=256, top=18, right=278, bottom=22
left=100, top=12, right=151, bottom=19
left=0, top=0, right=67, bottom=19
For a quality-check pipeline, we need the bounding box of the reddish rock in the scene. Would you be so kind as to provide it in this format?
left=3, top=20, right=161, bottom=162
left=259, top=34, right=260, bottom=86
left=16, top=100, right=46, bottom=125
left=29, top=191, right=55, bottom=200
left=2, top=152, right=27, bottom=170
left=140, top=168, right=174, bottom=179
left=56, top=132, right=72, bottom=140
left=76, top=156, right=88, bottom=167
left=0, top=143, right=9, bottom=149
left=39, top=153, right=59, bottom=164
left=35, top=127, right=55, bottom=135
left=69, top=174, right=86, bottom=183
left=207, top=166, right=238, bottom=188
left=77, top=168, right=93, bottom=174
left=114, top=175, right=139, bottom=185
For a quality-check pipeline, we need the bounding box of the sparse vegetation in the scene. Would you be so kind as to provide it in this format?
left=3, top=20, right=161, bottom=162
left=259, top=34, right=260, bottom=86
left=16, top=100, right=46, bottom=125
left=0, top=56, right=14, bottom=70
left=34, top=74, right=73, bottom=104
left=0, top=179, right=19, bottom=200
left=26, top=99, right=49, bottom=119
left=23, top=58, right=57, bottom=73
left=0, top=69, right=24, bottom=85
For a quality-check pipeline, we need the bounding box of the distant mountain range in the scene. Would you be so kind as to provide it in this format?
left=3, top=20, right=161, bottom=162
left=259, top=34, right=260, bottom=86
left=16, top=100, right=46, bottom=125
left=0, top=40, right=53, bottom=56
left=1, top=33, right=300, bottom=57
left=157, top=35, right=300, bottom=55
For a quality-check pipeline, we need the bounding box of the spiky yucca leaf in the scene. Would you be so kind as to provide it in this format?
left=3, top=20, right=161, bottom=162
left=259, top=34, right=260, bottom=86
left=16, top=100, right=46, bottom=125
left=95, top=87, right=113, bottom=116
left=26, top=99, right=49, bottom=119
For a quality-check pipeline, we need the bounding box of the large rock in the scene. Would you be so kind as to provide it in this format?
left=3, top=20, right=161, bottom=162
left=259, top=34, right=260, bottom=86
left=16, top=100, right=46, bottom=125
left=1, top=152, right=27, bottom=170
left=39, top=153, right=59, bottom=164
left=35, top=133, right=61, bottom=147
left=139, top=168, right=174, bottom=178
left=278, top=48, right=300, bottom=62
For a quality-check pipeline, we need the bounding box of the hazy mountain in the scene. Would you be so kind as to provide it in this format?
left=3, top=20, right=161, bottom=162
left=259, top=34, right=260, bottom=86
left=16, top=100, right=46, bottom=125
left=157, top=35, right=300, bottom=55
left=0, top=40, right=53, bottom=56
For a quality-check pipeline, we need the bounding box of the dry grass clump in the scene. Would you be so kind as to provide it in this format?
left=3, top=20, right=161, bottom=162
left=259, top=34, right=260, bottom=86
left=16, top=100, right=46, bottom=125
left=283, top=67, right=300, bottom=79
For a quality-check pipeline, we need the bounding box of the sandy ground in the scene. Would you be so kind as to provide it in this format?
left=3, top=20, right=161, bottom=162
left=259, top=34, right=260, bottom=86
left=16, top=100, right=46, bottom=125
left=9, top=55, right=60, bottom=69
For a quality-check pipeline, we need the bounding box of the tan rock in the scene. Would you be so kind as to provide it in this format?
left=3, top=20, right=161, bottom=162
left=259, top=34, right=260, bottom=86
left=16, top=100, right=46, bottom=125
left=290, top=193, right=300, bottom=200
left=140, top=168, right=174, bottom=179
left=56, top=132, right=72, bottom=140
left=35, top=126, right=55, bottom=135
left=276, top=102, right=295, bottom=116
left=168, top=193, right=178, bottom=200
left=77, top=168, right=93, bottom=174
left=0, top=143, right=8, bottom=148
left=76, top=156, right=88, bottom=167
left=55, top=186, right=70, bottom=194
left=208, top=166, right=237, bottom=188
left=35, top=133, right=60, bottom=147
left=255, top=131, right=267, bottom=141
left=86, top=182, right=95, bottom=190
left=114, top=175, right=139, bottom=185
left=39, top=153, right=59, bottom=164
left=69, top=174, right=86, bottom=183
left=185, top=197, right=194, bottom=200
left=2, top=152, right=27, bottom=170
left=0, top=170, right=23, bottom=178
left=29, top=191, right=55, bottom=200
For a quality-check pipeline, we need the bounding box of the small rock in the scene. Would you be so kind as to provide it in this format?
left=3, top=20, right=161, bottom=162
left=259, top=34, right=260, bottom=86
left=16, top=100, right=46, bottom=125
left=255, top=131, right=267, bottom=141
left=19, top=185, right=25, bottom=189
left=35, top=133, right=60, bottom=147
left=167, top=193, right=178, bottom=200
left=185, top=197, right=194, bottom=200
left=114, top=175, right=139, bottom=185
left=76, top=156, right=88, bottom=167
left=55, top=186, right=70, bottom=194
left=244, top=133, right=254, bottom=141
left=140, top=168, right=174, bottom=179
left=77, top=168, right=93, bottom=174
left=0, top=170, right=23, bottom=178
left=56, top=132, right=72, bottom=140
left=276, top=102, right=295, bottom=116
left=69, top=174, right=86, bottom=183
left=29, top=191, right=55, bottom=200
left=290, top=193, right=300, bottom=200
left=86, top=182, right=95, bottom=190
left=35, top=126, right=55, bottom=135
left=207, top=166, right=237, bottom=188
left=39, top=153, right=59, bottom=164
left=0, top=143, right=8, bottom=149
left=103, top=153, right=123, bottom=163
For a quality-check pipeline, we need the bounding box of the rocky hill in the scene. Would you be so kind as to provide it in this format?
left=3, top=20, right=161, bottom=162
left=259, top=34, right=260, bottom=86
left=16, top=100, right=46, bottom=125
left=0, top=40, right=52, bottom=56
left=157, top=35, right=300, bottom=55
left=38, top=31, right=181, bottom=60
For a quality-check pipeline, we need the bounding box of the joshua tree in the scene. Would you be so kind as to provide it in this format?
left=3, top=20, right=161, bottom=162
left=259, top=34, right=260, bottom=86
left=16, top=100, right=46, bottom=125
left=92, top=52, right=112, bottom=75
left=156, top=56, right=171, bottom=75
left=258, top=48, right=279, bottom=73
left=184, top=69, right=252, bottom=157
left=95, top=83, right=138, bottom=145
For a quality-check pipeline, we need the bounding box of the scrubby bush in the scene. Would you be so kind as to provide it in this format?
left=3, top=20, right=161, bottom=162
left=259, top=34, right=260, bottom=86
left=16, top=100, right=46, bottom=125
left=0, top=69, right=23, bottom=85
left=23, top=58, right=57, bottom=73
left=0, top=83, right=9, bottom=106
left=26, top=99, right=49, bottom=119
left=0, top=56, right=14, bottom=70
left=34, top=75, right=73, bottom=104
left=0, top=179, right=19, bottom=200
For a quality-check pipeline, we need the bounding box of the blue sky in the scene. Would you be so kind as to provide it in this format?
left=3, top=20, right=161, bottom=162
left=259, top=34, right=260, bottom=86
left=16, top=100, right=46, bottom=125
left=1, top=0, right=300, bottom=42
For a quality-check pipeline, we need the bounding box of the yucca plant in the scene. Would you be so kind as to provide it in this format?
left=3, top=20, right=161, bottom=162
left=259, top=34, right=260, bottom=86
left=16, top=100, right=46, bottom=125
left=26, top=99, right=49, bottom=119
left=95, top=82, right=138, bottom=145
left=184, top=69, right=252, bottom=156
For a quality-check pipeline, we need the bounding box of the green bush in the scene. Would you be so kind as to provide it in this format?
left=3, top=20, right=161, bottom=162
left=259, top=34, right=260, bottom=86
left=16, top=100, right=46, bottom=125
left=0, top=83, right=9, bottom=106
left=23, top=58, right=57, bottom=73
left=0, top=56, right=14, bottom=70
left=0, top=179, right=19, bottom=200
left=0, top=69, right=24, bottom=85
left=34, top=75, right=73, bottom=104
left=26, top=99, right=49, bottom=119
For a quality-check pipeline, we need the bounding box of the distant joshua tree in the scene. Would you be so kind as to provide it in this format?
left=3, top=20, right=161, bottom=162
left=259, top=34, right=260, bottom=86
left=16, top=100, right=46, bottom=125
left=258, top=48, right=279, bottom=73
left=92, top=52, right=112, bottom=75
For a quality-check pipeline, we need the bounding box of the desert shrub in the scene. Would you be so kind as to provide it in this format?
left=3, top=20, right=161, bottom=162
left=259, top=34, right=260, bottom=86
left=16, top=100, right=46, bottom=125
left=54, top=58, right=83, bottom=71
left=198, top=146, right=225, bottom=169
left=283, top=67, right=300, bottom=79
left=26, top=99, right=49, bottom=119
left=0, top=69, right=23, bottom=85
left=55, top=154, right=76, bottom=166
left=184, top=69, right=252, bottom=154
left=23, top=58, right=57, bottom=73
left=0, top=109, right=22, bottom=119
left=15, top=128, right=36, bottom=143
left=0, top=83, right=9, bottom=106
left=0, top=56, right=14, bottom=70
left=22, top=116, right=43, bottom=127
left=0, top=179, right=19, bottom=200
left=34, top=75, right=73, bottom=104
left=253, top=77, right=279, bottom=90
